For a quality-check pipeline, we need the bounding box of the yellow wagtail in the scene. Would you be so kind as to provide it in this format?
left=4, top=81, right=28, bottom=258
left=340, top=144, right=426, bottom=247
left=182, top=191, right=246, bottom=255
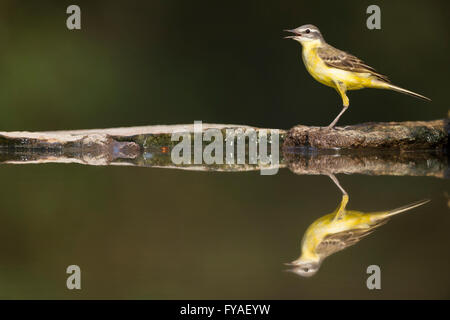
left=286, top=174, right=430, bottom=277
left=285, top=24, right=431, bottom=128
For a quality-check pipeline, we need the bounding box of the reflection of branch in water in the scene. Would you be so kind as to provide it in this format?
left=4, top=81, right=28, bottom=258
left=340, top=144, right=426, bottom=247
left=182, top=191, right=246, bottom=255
left=285, top=174, right=430, bottom=277
left=285, top=149, right=448, bottom=178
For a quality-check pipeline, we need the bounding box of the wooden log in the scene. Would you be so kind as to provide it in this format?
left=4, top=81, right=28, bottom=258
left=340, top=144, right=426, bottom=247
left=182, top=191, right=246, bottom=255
left=0, top=121, right=448, bottom=177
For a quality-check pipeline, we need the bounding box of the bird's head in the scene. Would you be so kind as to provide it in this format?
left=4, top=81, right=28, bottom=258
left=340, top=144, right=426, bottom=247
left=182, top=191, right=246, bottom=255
left=285, top=258, right=321, bottom=277
left=284, top=24, right=323, bottom=44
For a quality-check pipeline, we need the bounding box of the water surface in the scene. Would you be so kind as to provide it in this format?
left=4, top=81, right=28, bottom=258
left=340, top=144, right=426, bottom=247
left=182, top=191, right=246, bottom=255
left=0, top=145, right=448, bottom=299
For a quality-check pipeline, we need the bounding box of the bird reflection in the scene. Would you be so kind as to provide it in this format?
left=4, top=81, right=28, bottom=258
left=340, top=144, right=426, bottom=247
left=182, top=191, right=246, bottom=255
left=286, top=174, right=429, bottom=277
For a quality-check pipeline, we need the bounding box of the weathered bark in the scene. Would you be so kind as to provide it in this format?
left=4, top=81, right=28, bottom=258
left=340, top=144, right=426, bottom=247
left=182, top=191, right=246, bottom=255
left=1, top=120, right=447, bottom=152
left=284, top=119, right=448, bottom=150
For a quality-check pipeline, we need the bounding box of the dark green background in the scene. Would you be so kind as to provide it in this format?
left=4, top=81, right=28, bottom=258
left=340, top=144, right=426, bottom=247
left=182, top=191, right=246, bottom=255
left=0, top=1, right=448, bottom=299
left=0, top=0, right=448, bottom=130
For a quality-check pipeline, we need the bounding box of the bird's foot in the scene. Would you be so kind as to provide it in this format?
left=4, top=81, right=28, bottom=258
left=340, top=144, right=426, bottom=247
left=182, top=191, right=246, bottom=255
left=321, top=125, right=339, bottom=131
left=322, top=125, right=350, bottom=131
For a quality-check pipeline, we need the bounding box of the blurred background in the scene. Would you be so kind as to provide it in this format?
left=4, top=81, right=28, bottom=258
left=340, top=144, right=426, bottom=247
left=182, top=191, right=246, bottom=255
left=0, top=0, right=448, bottom=130
left=0, top=0, right=448, bottom=299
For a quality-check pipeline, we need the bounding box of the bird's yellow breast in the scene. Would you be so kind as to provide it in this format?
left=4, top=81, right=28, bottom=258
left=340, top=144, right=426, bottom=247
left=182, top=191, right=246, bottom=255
left=301, top=40, right=372, bottom=90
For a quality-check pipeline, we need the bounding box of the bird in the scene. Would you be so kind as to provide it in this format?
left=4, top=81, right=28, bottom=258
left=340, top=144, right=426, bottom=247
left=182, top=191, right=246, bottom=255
left=284, top=24, right=431, bottom=129
left=285, top=174, right=430, bottom=277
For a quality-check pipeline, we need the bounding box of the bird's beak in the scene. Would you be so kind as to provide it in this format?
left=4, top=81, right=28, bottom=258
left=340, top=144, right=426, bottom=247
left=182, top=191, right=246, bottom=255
left=283, top=268, right=297, bottom=273
left=284, top=29, right=301, bottom=39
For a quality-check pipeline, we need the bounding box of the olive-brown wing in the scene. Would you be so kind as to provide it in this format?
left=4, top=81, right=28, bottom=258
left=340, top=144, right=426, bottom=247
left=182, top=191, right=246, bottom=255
left=318, top=44, right=390, bottom=83
left=316, top=220, right=388, bottom=259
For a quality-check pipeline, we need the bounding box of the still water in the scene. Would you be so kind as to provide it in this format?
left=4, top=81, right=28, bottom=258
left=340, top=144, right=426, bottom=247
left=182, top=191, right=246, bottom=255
left=0, top=143, right=448, bottom=299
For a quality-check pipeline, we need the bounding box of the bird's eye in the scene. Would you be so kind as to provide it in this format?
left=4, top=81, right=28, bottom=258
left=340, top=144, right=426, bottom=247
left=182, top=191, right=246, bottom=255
left=304, top=268, right=309, bottom=272
left=305, top=29, right=310, bottom=34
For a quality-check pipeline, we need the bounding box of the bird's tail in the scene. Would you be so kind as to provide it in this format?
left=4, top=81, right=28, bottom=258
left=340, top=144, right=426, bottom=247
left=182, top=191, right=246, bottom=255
left=385, top=199, right=430, bottom=218
left=384, top=83, right=431, bottom=102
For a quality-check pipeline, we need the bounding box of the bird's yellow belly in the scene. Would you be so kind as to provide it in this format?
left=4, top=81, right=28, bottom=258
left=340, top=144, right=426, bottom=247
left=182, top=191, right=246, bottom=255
left=302, top=51, right=371, bottom=90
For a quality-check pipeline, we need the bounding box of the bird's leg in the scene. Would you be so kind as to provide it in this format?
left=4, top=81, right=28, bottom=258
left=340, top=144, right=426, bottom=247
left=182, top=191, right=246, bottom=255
left=327, top=106, right=348, bottom=129
left=328, top=173, right=349, bottom=221
left=327, top=81, right=349, bottom=129
left=328, top=173, right=348, bottom=196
